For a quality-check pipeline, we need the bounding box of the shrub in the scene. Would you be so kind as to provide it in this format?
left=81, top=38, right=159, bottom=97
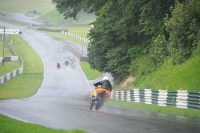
left=129, top=55, right=156, bottom=77
left=149, top=34, right=169, bottom=64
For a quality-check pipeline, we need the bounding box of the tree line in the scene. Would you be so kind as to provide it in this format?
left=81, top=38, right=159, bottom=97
left=52, top=0, right=200, bottom=83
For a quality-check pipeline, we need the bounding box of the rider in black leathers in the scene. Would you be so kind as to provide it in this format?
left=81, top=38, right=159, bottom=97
left=93, top=76, right=112, bottom=92
left=93, top=76, right=112, bottom=103
left=92, top=76, right=112, bottom=104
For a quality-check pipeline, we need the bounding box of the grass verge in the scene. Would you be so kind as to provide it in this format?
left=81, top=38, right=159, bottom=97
left=79, top=62, right=102, bottom=80
left=48, top=32, right=88, bottom=46
left=0, top=0, right=54, bottom=16
left=132, top=45, right=200, bottom=92
left=0, top=114, right=87, bottom=133
left=0, top=61, right=21, bottom=77
left=0, top=37, right=21, bottom=77
left=0, top=34, right=43, bottom=99
left=36, top=26, right=90, bottom=46
left=38, top=9, right=96, bottom=25
left=106, top=99, right=200, bottom=118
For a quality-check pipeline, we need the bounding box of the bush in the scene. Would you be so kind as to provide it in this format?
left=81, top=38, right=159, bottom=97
left=129, top=56, right=156, bottom=77
left=149, top=34, right=169, bottom=64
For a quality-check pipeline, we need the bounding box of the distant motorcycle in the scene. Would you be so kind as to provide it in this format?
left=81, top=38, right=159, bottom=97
left=56, top=63, right=60, bottom=69
left=65, top=60, right=69, bottom=66
left=89, top=87, right=110, bottom=110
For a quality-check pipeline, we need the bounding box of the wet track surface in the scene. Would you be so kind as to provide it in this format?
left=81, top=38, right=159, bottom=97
left=0, top=18, right=200, bottom=133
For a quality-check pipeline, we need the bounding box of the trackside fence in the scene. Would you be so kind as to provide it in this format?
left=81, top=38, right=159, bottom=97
left=65, top=43, right=88, bottom=61
left=0, top=66, right=23, bottom=85
left=0, top=41, right=23, bottom=85
left=0, top=15, right=33, bottom=26
left=0, top=15, right=90, bottom=43
left=61, top=31, right=90, bottom=44
left=111, top=89, right=200, bottom=109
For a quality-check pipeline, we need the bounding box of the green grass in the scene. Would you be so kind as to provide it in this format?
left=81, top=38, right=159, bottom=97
left=48, top=32, right=89, bottom=46
left=36, top=26, right=90, bottom=46
left=0, top=61, right=21, bottom=77
left=61, top=26, right=90, bottom=38
left=0, top=36, right=21, bottom=77
left=132, top=49, right=200, bottom=92
left=0, top=39, right=12, bottom=57
left=0, top=34, right=43, bottom=99
left=0, top=0, right=55, bottom=16
left=38, top=10, right=96, bottom=25
left=0, top=114, right=87, bottom=133
left=79, top=62, right=103, bottom=80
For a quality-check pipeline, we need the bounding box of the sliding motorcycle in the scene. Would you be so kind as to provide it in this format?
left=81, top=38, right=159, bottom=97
left=89, top=87, right=110, bottom=110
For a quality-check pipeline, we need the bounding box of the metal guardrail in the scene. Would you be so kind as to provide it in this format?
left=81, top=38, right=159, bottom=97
left=111, top=89, right=200, bottom=109
left=61, top=31, right=89, bottom=61
left=65, top=43, right=88, bottom=61
left=0, top=15, right=89, bottom=42
left=0, top=15, right=89, bottom=56
left=0, top=15, right=33, bottom=26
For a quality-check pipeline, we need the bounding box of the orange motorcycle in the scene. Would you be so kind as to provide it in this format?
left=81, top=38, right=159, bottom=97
left=89, top=87, right=110, bottom=110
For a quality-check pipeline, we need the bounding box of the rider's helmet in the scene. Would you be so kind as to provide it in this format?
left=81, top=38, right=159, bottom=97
left=103, top=76, right=109, bottom=81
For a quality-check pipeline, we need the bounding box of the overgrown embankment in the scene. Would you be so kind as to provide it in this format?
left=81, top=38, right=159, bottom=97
left=122, top=42, right=200, bottom=92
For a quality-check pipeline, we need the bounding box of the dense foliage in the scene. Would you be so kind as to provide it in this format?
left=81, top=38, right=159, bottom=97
left=53, top=0, right=200, bottom=83
left=165, top=0, right=200, bottom=64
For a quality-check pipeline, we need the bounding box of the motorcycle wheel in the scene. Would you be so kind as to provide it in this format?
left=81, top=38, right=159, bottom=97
left=95, top=96, right=102, bottom=110
left=89, top=100, right=94, bottom=110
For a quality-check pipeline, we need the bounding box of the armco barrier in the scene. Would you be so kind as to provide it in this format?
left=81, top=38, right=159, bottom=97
left=0, top=15, right=89, bottom=60
left=111, top=89, right=200, bottom=109
left=0, top=15, right=32, bottom=26
left=0, top=15, right=89, bottom=43
left=65, top=43, right=88, bottom=61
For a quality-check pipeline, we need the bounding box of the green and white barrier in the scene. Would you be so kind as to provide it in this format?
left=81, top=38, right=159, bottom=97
left=0, top=67, right=23, bottom=85
left=0, top=15, right=32, bottom=26
left=111, top=89, right=200, bottom=109
left=0, top=56, right=18, bottom=62
left=0, top=40, right=23, bottom=85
